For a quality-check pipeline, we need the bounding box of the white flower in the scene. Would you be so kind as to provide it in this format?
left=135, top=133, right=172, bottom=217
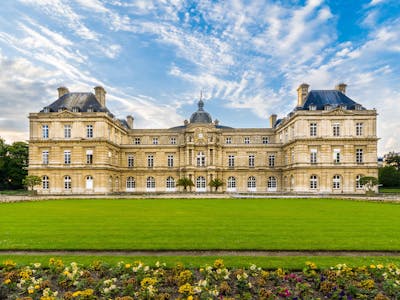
left=34, top=263, right=41, bottom=268
left=110, top=284, right=116, bottom=290
left=103, top=287, right=110, bottom=294
left=211, top=289, right=219, bottom=296
left=194, top=286, right=202, bottom=293
left=144, top=266, right=150, bottom=272
left=250, top=264, right=257, bottom=271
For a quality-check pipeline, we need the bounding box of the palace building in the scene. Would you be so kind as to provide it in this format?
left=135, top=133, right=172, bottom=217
left=28, top=84, right=378, bottom=194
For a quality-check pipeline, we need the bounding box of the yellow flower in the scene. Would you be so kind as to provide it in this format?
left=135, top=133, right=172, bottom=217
left=72, top=290, right=82, bottom=297
left=377, top=264, right=384, bottom=269
left=3, top=259, right=16, bottom=268
left=214, top=259, right=224, bottom=269
left=125, top=263, right=131, bottom=268
left=28, top=286, right=35, bottom=294
left=370, top=264, right=376, bottom=269
left=187, top=296, right=194, bottom=300
left=35, top=284, right=40, bottom=289
left=3, top=279, right=11, bottom=284
left=178, top=283, right=194, bottom=295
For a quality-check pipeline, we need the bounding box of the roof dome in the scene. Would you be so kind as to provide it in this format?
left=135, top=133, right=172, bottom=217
left=189, top=99, right=212, bottom=123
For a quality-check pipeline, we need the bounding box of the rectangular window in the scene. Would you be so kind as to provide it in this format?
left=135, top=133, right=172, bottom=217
left=42, top=176, right=49, bottom=189
left=249, top=155, right=255, bottom=168
left=147, top=155, right=154, bottom=168
left=244, top=137, right=250, bottom=144
left=64, top=125, right=71, bottom=138
left=42, top=125, right=49, bottom=139
left=332, top=123, right=340, bottom=137
left=262, top=136, right=269, bottom=144
left=269, top=154, right=275, bottom=167
left=167, top=155, right=174, bottom=167
left=356, top=123, right=363, bottom=136
left=356, top=148, right=363, bottom=163
left=310, top=123, right=317, bottom=137
left=170, top=137, right=176, bottom=145
left=86, top=125, right=93, bottom=138
left=134, top=137, right=141, bottom=145
left=153, top=137, right=158, bottom=145
left=228, top=155, right=235, bottom=168
left=42, top=150, right=49, bottom=165
left=310, top=149, right=317, bottom=164
left=64, top=150, right=71, bottom=164
left=86, top=150, right=93, bottom=164
left=127, top=154, right=134, bottom=167
left=226, top=137, right=232, bottom=144
left=333, top=149, right=341, bottom=163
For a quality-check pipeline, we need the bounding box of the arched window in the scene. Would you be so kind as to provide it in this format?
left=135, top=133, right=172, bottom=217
left=356, top=175, right=363, bottom=189
left=42, top=176, right=49, bottom=190
left=196, top=152, right=206, bottom=167
left=196, top=176, right=206, bottom=192
left=310, top=175, right=318, bottom=189
left=247, top=176, right=256, bottom=191
left=126, top=177, right=135, bottom=191
left=166, top=176, right=175, bottom=191
left=146, top=176, right=156, bottom=191
left=227, top=176, right=236, bottom=192
left=64, top=176, right=71, bottom=190
left=86, top=175, right=93, bottom=189
left=333, top=175, right=341, bottom=189
left=267, top=176, right=277, bottom=191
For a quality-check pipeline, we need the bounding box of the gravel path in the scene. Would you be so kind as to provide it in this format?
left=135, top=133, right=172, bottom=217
left=1, top=250, right=400, bottom=257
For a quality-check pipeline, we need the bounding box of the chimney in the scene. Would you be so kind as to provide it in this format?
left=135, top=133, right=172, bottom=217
left=269, top=114, right=277, bottom=128
left=126, top=115, right=134, bottom=129
left=57, top=86, right=69, bottom=98
left=297, top=83, right=309, bottom=107
left=214, top=119, right=219, bottom=126
left=335, top=83, right=347, bottom=94
left=94, top=86, right=106, bottom=107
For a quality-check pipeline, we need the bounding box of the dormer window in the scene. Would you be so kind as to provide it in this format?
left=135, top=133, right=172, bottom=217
left=355, top=104, right=362, bottom=110
left=324, top=104, right=332, bottom=111
left=72, top=107, right=80, bottom=112
left=43, top=107, right=50, bottom=113
left=340, top=105, right=347, bottom=110
left=309, top=104, right=316, bottom=111
left=87, top=106, right=94, bottom=112
left=58, top=106, right=66, bottom=112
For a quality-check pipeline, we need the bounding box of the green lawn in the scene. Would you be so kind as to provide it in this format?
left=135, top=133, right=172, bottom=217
left=380, top=187, right=400, bottom=193
left=1, top=198, right=400, bottom=251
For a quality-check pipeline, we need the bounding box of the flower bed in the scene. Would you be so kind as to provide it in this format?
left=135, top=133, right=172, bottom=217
left=1, top=258, right=399, bottom=299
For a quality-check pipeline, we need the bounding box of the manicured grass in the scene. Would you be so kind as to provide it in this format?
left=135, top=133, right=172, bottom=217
left=1, top=198, right=400, bottom=250
left=2, top=255, right=400, bottom=270
left=380, top=187, right=400, bottom=193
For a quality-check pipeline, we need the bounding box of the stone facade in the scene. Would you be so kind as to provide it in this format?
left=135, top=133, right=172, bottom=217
left=28, top=84, right=378, bottom=194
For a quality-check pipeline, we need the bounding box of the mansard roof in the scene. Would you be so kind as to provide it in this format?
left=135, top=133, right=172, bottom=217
left=300, top=90, right=365, bottom=110
left=41, top=92, right=111, bottom=114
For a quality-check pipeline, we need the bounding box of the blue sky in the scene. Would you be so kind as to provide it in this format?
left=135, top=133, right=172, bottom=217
left=0, top=0, right=399, bottom=155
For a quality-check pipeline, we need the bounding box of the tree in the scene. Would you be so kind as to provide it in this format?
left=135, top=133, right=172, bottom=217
left=209, top=178, right=224, bottom=192
left=379, top=166, right=400, bottom=187
left=0, top=139, right=28, bottom=190
left=385, top=152, right=400, bottom=171
left=176, top=177, right=195, bottom=191
left=360, top=176, right=379, bottom=195
left=22, top=175, right=42, bottom=193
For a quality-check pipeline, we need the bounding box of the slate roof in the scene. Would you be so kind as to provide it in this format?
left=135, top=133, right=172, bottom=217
left=41, top=92, right=111, bottom=114
left=190, top=99, right=213, bottom=123
left=300, top=90, right=364, bottom=110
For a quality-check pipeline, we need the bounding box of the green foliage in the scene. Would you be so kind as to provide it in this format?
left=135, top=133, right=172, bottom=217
left=22, top=175, right=42, bottom=191
left=176, top=177, right=195, bottom=191
left=1, top=199, right=400, bottom=250
left=379, top=166, right=400, bottom=187
left=385, top=151, right=400, bottom=170
left=209, top=178, right=224, bottom=191
left=0, top=138, right=28, bottom=190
